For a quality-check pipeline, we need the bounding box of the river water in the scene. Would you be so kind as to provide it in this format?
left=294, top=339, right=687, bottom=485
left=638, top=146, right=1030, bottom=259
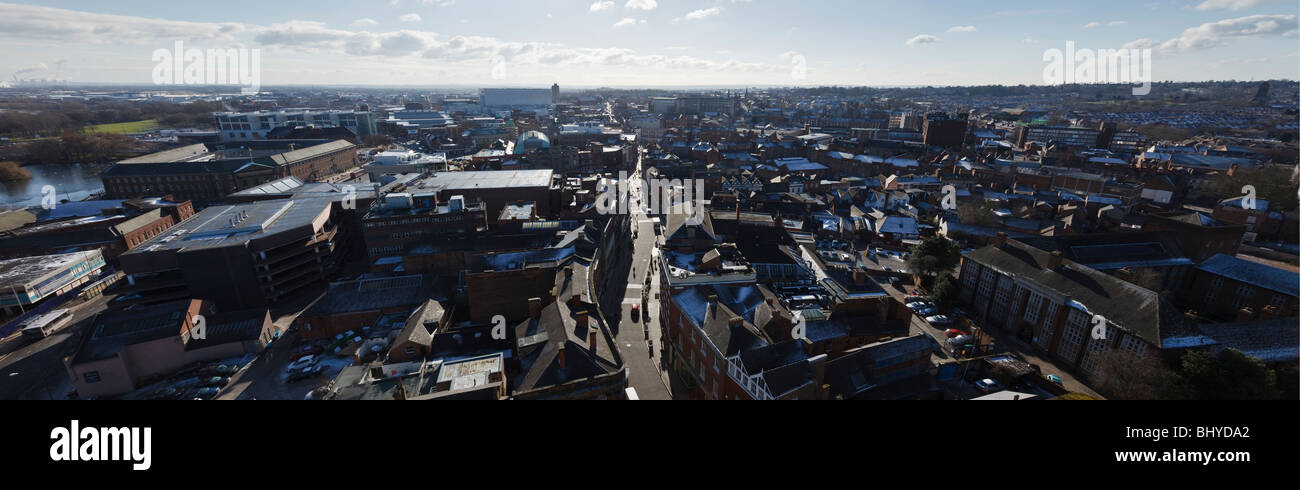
left=0, top=163, right=109, bottom=209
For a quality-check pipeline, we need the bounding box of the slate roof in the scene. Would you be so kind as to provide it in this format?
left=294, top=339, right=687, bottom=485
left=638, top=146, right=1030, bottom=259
left=393, top=299, right=443, bottom=349
left=1015, top=232, right=1194, bottom=270
left=185, top=308, right=269, bottom=350
left=1197, top=319, right=1299, bottom=363
left=1196, top=253, right=1299, bottom=297
left=301, top=275, right=432, bottom=317
left=964, top=240, right=1191, bottom=347
left=511, top=296, right=619, bottom=395
left=72, top=300, right=194, bottom=364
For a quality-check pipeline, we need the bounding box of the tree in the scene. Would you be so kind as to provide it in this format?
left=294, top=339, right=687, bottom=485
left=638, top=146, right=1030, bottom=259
left=928, top=274, right=958, bottom=309
left=1180, top=348, right=1281, bottom=400
left=1202, top=166, right=1299, bottom=212
left=907, top=236, right=962, bottom=279
left=1091, top=350, right=1191, bottom=400
left=956, top=200, right=998, bottom=228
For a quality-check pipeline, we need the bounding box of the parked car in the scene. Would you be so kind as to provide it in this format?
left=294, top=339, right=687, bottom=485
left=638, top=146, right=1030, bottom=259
left=906, top=301, right=932, bottom=311
left=194, top=387, right=220, bottom=399
left=198, top=376, right=230, bottom=387
left=926, top=315, right=953, bottom=326
left=292, top=345, right=324, bottom=360
left=287, top=365, right=325, bottom=383
left=630, top=303, right=640, bottom=322
left=1046, top=374, right=1064, bottom=387
left=150, top=387, right=184, bottom=400
left=287, top=355, right=318, bottom=373
left=904, top=295, right=927, bottom=303
left=975, top=378, right=1003, bottom=393
left=916, top=307, right=938, bottom=317
left=947, top=335, right=974, bottom=347
left=944, top=328, right=968, bottom=338
left=199, top=364, right=237, bottom=376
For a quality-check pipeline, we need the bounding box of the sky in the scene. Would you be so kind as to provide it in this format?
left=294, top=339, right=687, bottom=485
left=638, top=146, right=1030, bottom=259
left=0, top=0, right=1297, bottom=89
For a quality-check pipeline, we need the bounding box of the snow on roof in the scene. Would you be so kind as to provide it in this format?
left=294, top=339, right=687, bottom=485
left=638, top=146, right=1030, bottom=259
left=1196, top=253, right=1299, bottom=297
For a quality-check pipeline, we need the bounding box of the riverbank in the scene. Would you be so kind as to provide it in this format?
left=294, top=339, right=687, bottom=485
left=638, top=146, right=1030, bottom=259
left=0, top=161, right=32, bottom=182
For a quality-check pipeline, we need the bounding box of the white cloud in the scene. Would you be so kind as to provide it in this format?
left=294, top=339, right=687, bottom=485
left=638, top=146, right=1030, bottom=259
left=400, top=13, right=422, bottom=22
left=625, top=0, right=658, bottom=11
left=1193, top=0, right=1270, bottom=10
left=946, top=25, right=976, bottom=33
left=685, top=7, right=722, bottom=21
left=905, top=34, right=939, bottom=45
left=1109, top=21, right=1127, bottom=26
left=1084, top=21, right=1101, bottom=28
left=589, top=1, right=615, bottom=12
left=613, top=17, right=645, bottom=28
left=351, top=18, right=377, bottom=27
left=1129, top=14, right=1298, bottom=53
left=0, top=2, right=246, bottom=44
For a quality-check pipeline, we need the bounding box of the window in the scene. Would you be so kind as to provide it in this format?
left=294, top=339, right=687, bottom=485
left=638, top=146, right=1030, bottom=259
left=1270, top=294, right=1288, bottom=307
left=1024, top=291, right=1044, bottom=326
left=1036, top=303, right=1057, bottom=349
left=83, top=371, right=101, bottom=383
left=1079, top=325, right=1116, bottom=373
left=1119, top=334, right=1147, bottom=358
left=1205, top=276, right=1223, bottom=304
left=976, top=268, right=996, bottom=302
left=1232, top=284, right=1256, bottom=311
left=990, top=278, right=1012, bottom=322
left=1057, top=308, right=1089, bottom=362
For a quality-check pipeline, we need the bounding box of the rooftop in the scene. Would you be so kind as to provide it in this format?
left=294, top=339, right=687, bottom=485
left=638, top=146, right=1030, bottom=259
left=964, top=239, right=1191, bottom=347
left=1196, top=253, right=1299, bottom=297
left=407, top=169, right=553, bottom=192
left=127, top=198, right=333, bottom=253
left=0, top=250, right=103, bottom=288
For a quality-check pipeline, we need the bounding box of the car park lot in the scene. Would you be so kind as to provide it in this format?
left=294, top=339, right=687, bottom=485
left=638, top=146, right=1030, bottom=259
left=123, top=355, right=257, bottom=400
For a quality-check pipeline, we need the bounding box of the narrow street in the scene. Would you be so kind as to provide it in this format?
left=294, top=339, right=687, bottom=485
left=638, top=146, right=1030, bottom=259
left=0, top=293, right=114, bottom=400
left=601, top=153, right=677, bottom=400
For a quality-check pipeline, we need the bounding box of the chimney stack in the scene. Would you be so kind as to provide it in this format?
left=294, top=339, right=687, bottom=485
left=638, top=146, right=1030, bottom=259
left=994, top=232, right=1007, bottom=248
left=575, top=309, right=589, bottom=328
left=528, top=297, right=542, bottom=318
left=728, top=316, right=744, bottom=327
left=853, top=269, right=866, bottom=286
left=557, top=344, right=566, bottom=369
left=1047, top=250, right=1063, bottom=270
left=588, top=328, right=599, bottom=355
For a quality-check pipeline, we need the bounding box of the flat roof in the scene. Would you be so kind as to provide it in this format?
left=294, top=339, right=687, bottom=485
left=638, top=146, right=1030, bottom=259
left=410, top=169, right=553, bottom=191
left=0, top=250, right=102, bottom=288
left=129, top=198, right=331, bottom=253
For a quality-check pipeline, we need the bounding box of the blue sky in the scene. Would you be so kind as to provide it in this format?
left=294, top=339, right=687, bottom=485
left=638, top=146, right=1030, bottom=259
left=1, top=0, right=1296, bottom=88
